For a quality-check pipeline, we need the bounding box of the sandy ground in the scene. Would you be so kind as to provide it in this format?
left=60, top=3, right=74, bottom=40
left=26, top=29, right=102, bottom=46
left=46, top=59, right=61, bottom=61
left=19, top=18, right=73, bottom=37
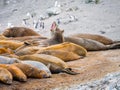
left=0, top=49, right=120, bottom=90
left=0, top=0, right=120, bottom=89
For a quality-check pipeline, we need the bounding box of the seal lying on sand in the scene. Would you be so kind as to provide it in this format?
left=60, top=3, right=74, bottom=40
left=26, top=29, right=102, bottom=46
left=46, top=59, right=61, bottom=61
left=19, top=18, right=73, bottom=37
left=0, top=40, right=23, bottom=50
left=65, top=37, right=120, bottom=51
left=21, top=60, right=52, bottom=76
left=19, top=54, right=79, bottom=75
left=0, top=56, right=20, bottom=64
left=0, top=47, right=13, bottom=54
left=41, top=42, right=87, bottom=56
left=15, top=42, right=87, bottom=57
left=0, top=67, right=13, bottom=84
left=0, top=64, right=27, bottom=82
left=70, top=33, right=120, bottom=45
left=7, top=36, right=47, bottom=42
left=37, top=50, right=81, bottom=62
left=2, top=27, right=40, bottom=37
left=13, top=63, right=50, bottom=78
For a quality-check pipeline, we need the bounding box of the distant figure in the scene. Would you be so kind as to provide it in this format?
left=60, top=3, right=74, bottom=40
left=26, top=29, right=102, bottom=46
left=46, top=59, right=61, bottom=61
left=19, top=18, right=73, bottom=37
left=33, top=20, right=38, bottom=29
left=40, top=22, right=44, bottom=29
left=22, top=19, right=27, bottom=26
left=54, top=1, right=61, bottom=7
left=68, top=14, right=78, bottom=22
left=7, top=22, right=14, bottom=28
left=26, top=12, right=32, bottom=19
left=39, top=19, right=44, bottom=29
left=85, top=0, right=99, bottom=4
left=56, top=18, right=60, bottom=25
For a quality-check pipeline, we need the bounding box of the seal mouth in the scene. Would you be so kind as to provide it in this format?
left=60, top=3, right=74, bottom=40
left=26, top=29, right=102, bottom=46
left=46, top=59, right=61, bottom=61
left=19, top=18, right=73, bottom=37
left=50, top=21, right=57, bottom=31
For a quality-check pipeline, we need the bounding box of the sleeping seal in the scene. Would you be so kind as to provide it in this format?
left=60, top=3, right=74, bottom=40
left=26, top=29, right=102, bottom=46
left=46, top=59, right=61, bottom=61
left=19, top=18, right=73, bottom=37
left=0, top=56, right=20, bottom=64
left=13, top=63, right=51, bottom=78
left=0, top=67, right=13, bottom=84
left=0, top=64, right=27, bottom=82
left=21, top=60, right=52, bottom=77
left=19, top=54, right=79, bottom=75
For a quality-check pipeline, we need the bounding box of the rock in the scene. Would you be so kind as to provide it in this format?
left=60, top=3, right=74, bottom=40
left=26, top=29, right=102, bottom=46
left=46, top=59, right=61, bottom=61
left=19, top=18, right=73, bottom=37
left=46, top=7, right=62, bottom=16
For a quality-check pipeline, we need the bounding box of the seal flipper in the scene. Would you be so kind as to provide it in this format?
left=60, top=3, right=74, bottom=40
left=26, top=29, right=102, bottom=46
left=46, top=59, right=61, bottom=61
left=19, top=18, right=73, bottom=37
left=108, top=43, right=120, bottom=49
left=61, top=68, right=79, bottom=75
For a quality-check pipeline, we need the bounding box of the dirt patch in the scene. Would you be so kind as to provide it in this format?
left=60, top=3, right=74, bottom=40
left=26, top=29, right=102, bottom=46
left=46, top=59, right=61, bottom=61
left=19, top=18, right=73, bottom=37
left=0, top=49, right=120, bottom=90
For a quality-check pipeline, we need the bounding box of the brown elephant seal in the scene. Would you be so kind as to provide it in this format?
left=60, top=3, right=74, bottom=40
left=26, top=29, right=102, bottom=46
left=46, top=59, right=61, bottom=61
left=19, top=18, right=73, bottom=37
left=0, top=47, right=13, bottom=54
left=70, top=33, right=120, bottom=45
left=0, top=34, right=8, bottom=40
left=0, top=56, right=20, bottom=64
left=37, top=50, right=81, bottom=61
left=2, top=27, right=40, bottom=37
left=19, top=54, right=79, bottom=75
left=42, top=42, right=87, bottom=56
left=13, top=63, right=50, bottom=78
left=39, top=22, right=64, bottom=46
left=0, top=40, right=23, bottom=50
left=21, top=60, right=52, bottom=76
left=0, top=67, right=13, bottom=84
left=64, top=37, right=120, bottom=51
left=0, top=64, right=27, bottom=82
left=15, top=46, right=42, bottom=56
left=15, top=41, right=87, bottom=57
left=7, top=36, right=47, bottom=42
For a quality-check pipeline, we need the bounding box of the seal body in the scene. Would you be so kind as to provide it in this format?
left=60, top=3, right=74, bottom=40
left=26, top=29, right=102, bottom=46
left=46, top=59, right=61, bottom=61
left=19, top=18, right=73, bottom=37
left=0, top=40, right=23, bottom=50
left=19, top=54, right=78, bottom=75
left=0, top=64, right=27, bottom=82
left=65, top=37, right=120, bottom=51
left=38, top=50, right=81, bottom=61
left=13, top=63, right=50, bottom=78
left=0, top=67, right=13, bottom=84
left=2, top=27, right=40, bottom=37
left=21, top=60, right=52, bottom=76
left=70, top=33, right=114, bottom=45
left=0, top=56, right=20, bottom=64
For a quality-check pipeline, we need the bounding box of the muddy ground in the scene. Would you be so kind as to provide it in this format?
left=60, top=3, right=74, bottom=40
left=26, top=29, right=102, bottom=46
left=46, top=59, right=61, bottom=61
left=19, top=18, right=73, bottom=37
left=0, top=49, right=120, bottom=90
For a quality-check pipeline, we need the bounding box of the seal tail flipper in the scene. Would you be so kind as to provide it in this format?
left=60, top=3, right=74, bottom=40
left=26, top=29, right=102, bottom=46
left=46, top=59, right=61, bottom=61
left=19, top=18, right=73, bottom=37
left=108, top=43, right=120, bottom=49
left=113, top=40, right=120, bottom=44
left=61, top=68, right=79, bottom=75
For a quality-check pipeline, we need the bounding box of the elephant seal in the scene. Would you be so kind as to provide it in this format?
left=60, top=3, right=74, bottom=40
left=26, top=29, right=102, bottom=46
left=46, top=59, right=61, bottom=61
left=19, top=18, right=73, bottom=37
left=0, top=56, right=20, bottom=64
left=42, top=42, right=87, bottom=56
left=0, top=34, right=8, bottom=40
left=21, top=60, right=52, bottom=76
left=37, top=50, right=81, bottom=61
left=0, top=48, right=13, bottom=54
left=13, top=63, right=50, bottom=78
left=70, top=33, right=120, bottom=45
left=2, top=27, right=40, bottom=37
left=0, top=40, right=23, bottom=50
left=65, top=37, right=120, bottom=51
left=19, top=54, right=79, bottom=75
left=0, top=67, right=13, bottom=84
left=15, top=46, right=42, bottom=56
left=0, top=64, right=27, bottom=82
left=15, top=42, right=87, bottom=57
